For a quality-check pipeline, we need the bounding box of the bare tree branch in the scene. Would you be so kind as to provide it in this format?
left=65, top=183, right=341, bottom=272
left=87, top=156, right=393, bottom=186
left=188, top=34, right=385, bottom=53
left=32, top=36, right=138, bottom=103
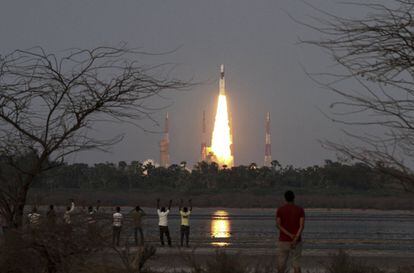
left=0, top=46, right=191, bottom=227
left=302, top=0, right=414, bottom=192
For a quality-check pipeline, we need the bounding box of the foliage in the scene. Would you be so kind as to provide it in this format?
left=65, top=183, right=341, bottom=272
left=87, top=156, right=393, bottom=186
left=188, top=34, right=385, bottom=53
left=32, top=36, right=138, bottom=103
left=31, top=159, right=398, bottom=194
left=0, top=220, right=107, bottom=273
left=324, top=250, right=414, bottom=273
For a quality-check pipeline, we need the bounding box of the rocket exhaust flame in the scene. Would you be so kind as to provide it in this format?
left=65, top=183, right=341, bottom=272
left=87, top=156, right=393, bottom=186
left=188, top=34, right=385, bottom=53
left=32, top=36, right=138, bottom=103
left=209, top=65, right=234, bottom=168
left=211, top=95, right=233, bottom=167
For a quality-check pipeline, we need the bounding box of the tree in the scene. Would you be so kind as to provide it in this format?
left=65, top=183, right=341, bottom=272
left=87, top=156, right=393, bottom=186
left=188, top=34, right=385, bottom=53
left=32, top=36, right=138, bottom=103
left=303, top=1, right=414, bottom=192
left=0, top=46, right=189, bottom=227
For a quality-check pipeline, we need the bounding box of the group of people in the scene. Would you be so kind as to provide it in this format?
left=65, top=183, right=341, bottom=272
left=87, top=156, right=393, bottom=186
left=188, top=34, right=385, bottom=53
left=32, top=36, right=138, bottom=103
left=27, top=200, right=80, bottom=227
left=23, top=198, right=193, bottom=248
left=26, top=200, right=77, bottom=227
left=155, top=198, right=192, bottom=247
left=110, top=205, right=146, bottom=247
left=21, top=191, right=303, bottom=273
left=109, top=199, right=192, bottom=247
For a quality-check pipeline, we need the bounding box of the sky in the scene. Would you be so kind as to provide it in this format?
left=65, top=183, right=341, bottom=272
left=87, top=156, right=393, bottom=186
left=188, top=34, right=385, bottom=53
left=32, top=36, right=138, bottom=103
left=0, top=0, right=359, bottom=167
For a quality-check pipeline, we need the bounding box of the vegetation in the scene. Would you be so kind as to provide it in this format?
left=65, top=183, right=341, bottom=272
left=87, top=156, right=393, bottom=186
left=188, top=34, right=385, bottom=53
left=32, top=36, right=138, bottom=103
left=32, top=159, right=400, bottom=193
left=14, top=158, right=412, bottom=209
left=0, top=215, right=157, bottom=273
left=3, top=231, right=413, bottom=273
left=303, top=0, right=414, bottom=192
left=179, top=250, right=414, bottom=273
left=0, top=46, right=189, bottom=228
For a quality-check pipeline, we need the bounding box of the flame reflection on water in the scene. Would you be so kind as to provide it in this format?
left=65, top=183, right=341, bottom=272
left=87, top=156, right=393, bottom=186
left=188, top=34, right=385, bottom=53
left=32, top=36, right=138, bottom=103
left=211, top=210, right=231, bottom=247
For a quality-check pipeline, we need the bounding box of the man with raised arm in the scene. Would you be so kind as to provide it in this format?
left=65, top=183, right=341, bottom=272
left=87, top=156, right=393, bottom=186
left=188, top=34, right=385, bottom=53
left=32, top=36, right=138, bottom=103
left=179, top=199, right=192, bottom=247
left=276, top=190, right=305, bottom=273
left=157, top=198, right=172, bottom=247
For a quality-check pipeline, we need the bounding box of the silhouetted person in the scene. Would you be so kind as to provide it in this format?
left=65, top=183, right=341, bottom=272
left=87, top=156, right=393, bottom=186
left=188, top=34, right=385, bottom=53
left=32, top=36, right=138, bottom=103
left=157, top=198, right=172, bottom=246
left=46, top=204, right=57, bottom=226
left=276, top=190, right=305, bottom=273
left=95, top=200, right=101, bottom=213
left=87, top=206, right=97, bottom=231
left=0, top=212, right=8, bottom=235
left=179, top=199, right=192, bottom=247
left=131, top=205, right=146, bottom=246
left=28, top=206, right=41, bottom=227
left=112, top=206, right=123, bottom=246
left=64, top=200, right=76, bottom=224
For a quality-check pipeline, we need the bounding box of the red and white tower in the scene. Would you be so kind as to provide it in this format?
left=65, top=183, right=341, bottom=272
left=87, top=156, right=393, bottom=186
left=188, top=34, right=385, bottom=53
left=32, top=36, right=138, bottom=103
left=264, top=112, right=272, bottom=167
left=159, top=113, right=170, bottom=167
left=200, top=111, right=207, bottom=161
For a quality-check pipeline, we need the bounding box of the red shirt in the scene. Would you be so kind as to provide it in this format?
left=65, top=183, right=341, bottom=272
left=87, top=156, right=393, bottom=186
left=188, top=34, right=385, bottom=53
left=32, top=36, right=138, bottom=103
left=276, top=203, right=305, bottom=242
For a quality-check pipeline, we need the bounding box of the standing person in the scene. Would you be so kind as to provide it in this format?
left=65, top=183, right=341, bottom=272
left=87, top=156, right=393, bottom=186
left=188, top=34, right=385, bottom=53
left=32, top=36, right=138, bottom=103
left=157, top=198, right=172, bottom=247
left=0, top=211, right=9, bottom=235
left=179, top=199, right=192, bottom=247
left=112, top=206, right=123, bottom=247
left=64, top=199, right=76, bottom=224
left=95, top=200, right=101, bottom=213
left=130, top=205, right=146, bottom=246
left=276, top=191, right=305, bottom=273
left=87, top=206, right=97, bottom=229
left=46, top=205, right=57, bottom=226
left=28, top=206, right=41, bottom=227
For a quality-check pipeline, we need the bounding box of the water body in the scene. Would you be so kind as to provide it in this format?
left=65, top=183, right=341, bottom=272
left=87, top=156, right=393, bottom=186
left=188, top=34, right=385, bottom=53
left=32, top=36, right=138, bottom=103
left=124, top=208, right=414, bottom=255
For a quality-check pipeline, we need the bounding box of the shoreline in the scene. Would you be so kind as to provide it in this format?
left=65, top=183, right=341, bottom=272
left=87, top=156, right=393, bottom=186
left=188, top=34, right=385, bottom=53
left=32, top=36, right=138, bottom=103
left=29, top=189, right=414, bottom=211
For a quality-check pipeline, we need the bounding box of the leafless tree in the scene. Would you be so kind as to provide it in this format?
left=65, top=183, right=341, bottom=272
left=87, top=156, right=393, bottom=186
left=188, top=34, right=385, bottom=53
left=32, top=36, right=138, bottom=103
left=301, top=0, right=414, bottom=192
left=0, top=46, right=189, bottom=227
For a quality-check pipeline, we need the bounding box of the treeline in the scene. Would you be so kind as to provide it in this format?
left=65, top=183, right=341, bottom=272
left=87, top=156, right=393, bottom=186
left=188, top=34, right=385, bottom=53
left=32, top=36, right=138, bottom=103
left=32, top=160, right=398, bottom=193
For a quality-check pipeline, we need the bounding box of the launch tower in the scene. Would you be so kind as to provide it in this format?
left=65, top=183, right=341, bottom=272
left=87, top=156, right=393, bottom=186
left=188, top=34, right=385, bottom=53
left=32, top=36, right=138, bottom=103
left=200, top=111, right=207, bottom=161
left=264, top=112, right=272, bottom=167
left=159, top=113, right=170, bottom=167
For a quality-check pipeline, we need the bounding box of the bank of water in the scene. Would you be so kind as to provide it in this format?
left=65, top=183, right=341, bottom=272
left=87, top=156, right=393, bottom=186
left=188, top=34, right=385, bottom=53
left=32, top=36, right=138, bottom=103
left=110, top=207, right=414, bottom=256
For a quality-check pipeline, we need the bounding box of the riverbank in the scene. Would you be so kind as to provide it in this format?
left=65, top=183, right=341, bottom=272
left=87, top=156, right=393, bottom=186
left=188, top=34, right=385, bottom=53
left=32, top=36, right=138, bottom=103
left=28, top=189, right=414, bottom=210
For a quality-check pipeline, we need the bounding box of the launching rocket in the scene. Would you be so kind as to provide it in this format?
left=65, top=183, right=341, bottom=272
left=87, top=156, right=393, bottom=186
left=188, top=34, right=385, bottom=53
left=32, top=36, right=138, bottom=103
left=208, top=64, right=234, bottom=168
left=219, top=64, right=225, bottom=95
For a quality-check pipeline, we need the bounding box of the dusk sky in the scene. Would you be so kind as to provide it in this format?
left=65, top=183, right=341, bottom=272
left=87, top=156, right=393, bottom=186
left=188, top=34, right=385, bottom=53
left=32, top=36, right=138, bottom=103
left=0, top=0, right=358, bottom=167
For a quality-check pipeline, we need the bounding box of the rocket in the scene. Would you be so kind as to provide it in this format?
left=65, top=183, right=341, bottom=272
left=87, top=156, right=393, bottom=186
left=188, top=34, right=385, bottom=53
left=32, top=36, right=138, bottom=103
left=219, top=64, right=225, bottom=95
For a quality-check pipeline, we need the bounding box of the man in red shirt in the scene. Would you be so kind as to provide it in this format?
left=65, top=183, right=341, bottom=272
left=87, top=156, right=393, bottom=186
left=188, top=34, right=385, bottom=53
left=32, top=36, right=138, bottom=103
left=276, top=190, right=305, bottom=273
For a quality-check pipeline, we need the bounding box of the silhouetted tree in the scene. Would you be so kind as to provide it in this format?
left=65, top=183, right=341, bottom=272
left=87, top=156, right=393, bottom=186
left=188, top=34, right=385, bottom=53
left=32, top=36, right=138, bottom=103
left=0, top=46, right=189, bottom=227
left=303, top=1, right=414, bottom=192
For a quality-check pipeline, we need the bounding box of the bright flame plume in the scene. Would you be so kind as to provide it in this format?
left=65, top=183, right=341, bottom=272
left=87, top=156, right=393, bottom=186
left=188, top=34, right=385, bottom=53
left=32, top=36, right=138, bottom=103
left=210, top=94, right=233, bottom=167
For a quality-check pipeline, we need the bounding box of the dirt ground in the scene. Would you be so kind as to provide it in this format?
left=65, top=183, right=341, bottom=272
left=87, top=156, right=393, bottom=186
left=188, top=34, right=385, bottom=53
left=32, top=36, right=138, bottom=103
left=100, top=246, right=414, bottom=272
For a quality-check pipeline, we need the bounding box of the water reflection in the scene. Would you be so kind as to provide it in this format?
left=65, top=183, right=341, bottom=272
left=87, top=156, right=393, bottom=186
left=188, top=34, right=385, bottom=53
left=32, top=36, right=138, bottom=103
left=211, top=210, right=231, bottom=247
